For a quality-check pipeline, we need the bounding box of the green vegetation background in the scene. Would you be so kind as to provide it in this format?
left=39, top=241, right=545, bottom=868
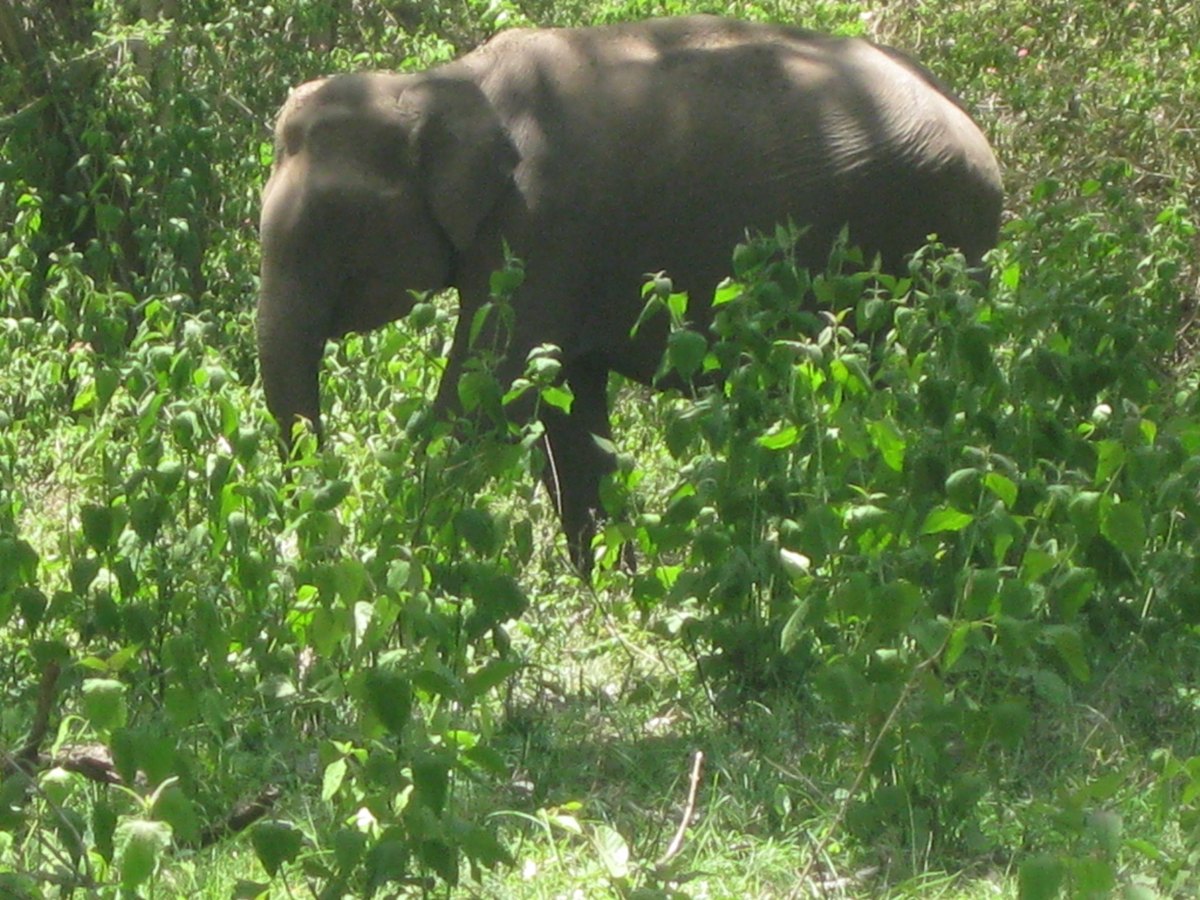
left=1, top=1, right=1199, bottom=897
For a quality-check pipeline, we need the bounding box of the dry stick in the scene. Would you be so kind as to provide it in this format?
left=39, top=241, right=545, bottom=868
left=791, top=648, right=943, bottom=898
left=656, top=750, right=705, bottom=870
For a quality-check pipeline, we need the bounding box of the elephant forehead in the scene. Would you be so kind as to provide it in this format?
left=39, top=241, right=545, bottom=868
left=274, top=82, right=421, bottom=175
left=277, top=74, right=413, bottom=142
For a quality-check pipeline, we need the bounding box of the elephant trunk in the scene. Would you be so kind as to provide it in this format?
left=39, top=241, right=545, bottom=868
left=256, top=273, right=329, bottom=447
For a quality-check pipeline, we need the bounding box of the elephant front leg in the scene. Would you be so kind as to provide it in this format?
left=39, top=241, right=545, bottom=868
left=539, top=358, right=622, bottom=576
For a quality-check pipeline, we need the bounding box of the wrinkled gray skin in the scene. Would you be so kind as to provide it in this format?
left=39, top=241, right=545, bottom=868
left=258, top=15, right=1002, bottom=573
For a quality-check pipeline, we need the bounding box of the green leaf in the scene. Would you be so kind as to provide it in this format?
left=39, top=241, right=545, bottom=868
left=945, top=467, right=983, bottom=511
left=778, top=548, right=811, bottom=580
left=1018, top=854, right=1065, bottom=900
left=363, top=670, right=412, bottom=736
left=1121, top=885, right=1158, bottom=900
left=984, top=472, right=1018, bottom=509
left=418, top=838, right=459, bottom=885
left=170, top=410, right=202, bottom=451
left=334, top=559, right=368, bottom=603
left=82, top=678, right=127, bottom=732
left=322, top=758, right=347, bottom=802
left=592, top=824, right=630, bottom=880
left=921, top=507, right=974, bottom=534
left=12, top=586, right=45, bottom=629
left=117, top=819, right=172, bottom=889
left=457, top=370, right=502, bottom=417
left=232, top=880, right=272, bottom=900
left=110, top=728, right=139, bottom=788
left=540, top=383, right=573, bottom=413
left=780, top=599, right=809, bottom=654
left=251, top=820, right=305, bottom=877
left=460, top=824, right=513, bottom=868
left=1073, top=857, right=1117, bottom=896
left=468, top=301, right=496, bottom=347
left=944, top=622, right=974, bottom=671
left=312, top=480, right=351, bottom=512
left=455, top=508, right=497, bottom=556
left=1047, top=625, right=1091, bottom=682
left=130, top=495, right=167, bottom=542
left=0, top=538, right=39, bottom=588
left=333, top=827, right=366, bottom=871
left=412, top=750, right=451, bottom=814
left=80, top=504, right=116, bottom=553
left=1095, top=439, right=1127, bottom=483
left=462, top=743, right=509, bottom=777
left=1068, top=491, right=1102, bottom=539
left=489, top=262, right=524, bottom=296
left=1052, top=567, right=1095, bottom=620
left=93, top=801, right=118, bottom=863
left=867, top=418, right=906, bottom=472
left=1101, top=501, right=1145, bottom=556
left=711, top=278, right=742, bottom=306
left=1087, top=809, right=1123, bottom=858
left=153, top=460, right=185, bottom=495
left=666, top=328, right=708, bottom=380
left=152, top=783, right=201, bottom=846
left=465, top=568, right=527, bottom=637
left=757, top=423, right=799, bottom=450
left=365, top=829, right=410, bottom=891
left=465, top=659, right=522, bottom=700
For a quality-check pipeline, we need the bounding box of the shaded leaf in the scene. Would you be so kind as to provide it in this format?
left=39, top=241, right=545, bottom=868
left=251, top=820, right=304, bottom=877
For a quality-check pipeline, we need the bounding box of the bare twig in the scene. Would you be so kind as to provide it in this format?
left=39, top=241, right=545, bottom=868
left=656, top=750, right=705, bottom=869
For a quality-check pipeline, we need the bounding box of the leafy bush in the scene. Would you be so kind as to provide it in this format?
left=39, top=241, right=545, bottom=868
left=597, top=172, right=1199, bottom=890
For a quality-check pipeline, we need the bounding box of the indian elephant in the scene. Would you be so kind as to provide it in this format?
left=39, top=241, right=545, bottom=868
left=257, top=14, right=1003, bottom=572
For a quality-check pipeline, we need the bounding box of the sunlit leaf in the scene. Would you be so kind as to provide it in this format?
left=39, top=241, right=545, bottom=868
left=922, top=507, right=974, bottom=534
left=592, top=824, right=630, bottom=880
left=867, top=418, right=906, bottom=471
left=117, top=819, right=172, bottom=889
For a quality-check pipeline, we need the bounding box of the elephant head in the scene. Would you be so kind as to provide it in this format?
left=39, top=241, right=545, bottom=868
left=256, top=72, right=519, bottom=442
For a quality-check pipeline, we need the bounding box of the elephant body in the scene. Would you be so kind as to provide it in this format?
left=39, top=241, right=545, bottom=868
left=257, top=15, right=1003, bottom=570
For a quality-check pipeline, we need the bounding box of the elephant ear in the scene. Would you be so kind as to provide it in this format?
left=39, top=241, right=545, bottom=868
left=411, top=77, right=519, bottom=252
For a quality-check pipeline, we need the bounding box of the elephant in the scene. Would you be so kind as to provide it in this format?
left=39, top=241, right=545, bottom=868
left=257, top=14, right=1003, bottom=573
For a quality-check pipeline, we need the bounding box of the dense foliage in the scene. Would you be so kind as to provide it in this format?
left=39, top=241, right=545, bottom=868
left=1, top=1, right=1198, bottom=897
